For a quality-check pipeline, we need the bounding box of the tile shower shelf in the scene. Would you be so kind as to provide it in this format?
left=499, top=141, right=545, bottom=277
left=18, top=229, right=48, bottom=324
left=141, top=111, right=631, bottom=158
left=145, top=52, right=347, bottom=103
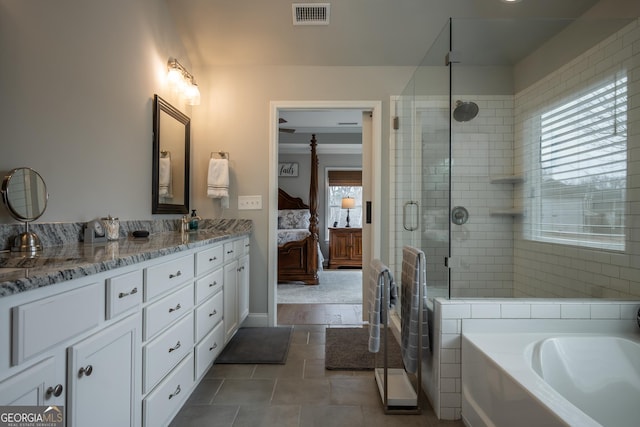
left=490, top=175, right=524, bottom=184
left=490, top=208, right=524, bottom=216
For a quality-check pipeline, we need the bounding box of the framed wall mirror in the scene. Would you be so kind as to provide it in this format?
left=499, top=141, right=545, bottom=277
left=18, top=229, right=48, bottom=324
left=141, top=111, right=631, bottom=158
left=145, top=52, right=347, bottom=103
left=152, top=94, right=190, bottom=214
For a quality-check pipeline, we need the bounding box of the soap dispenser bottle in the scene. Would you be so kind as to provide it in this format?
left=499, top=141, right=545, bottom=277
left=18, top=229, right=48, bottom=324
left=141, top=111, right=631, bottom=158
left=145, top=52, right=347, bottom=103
left=189, top=210, right=200, bottom=231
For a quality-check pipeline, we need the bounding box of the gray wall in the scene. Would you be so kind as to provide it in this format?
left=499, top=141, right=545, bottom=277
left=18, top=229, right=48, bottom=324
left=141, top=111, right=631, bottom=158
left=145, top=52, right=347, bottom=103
left=0, top=0, right=191, bottom=223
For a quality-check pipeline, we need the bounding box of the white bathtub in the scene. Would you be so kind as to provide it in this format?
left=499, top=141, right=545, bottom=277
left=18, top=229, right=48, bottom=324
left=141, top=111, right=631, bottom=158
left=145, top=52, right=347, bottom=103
left=461, top=320, right=640, bottom=427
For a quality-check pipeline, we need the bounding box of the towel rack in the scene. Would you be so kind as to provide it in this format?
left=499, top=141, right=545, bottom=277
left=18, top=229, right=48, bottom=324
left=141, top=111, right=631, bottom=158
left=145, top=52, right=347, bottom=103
left=210, top=151, right=229, bottom=160
left=160, top=150, right=171, bottom=158
left=374, top=261, right=423, bottom=414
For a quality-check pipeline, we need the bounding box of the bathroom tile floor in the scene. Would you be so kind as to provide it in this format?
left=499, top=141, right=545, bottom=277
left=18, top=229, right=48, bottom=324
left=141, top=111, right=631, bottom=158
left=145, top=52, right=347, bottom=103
left=170, top=304, right=464, bottom=427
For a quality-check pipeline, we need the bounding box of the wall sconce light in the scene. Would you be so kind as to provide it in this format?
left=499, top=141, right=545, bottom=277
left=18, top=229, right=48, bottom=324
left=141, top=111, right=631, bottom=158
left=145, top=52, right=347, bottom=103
left=167, top=57, right=200, bottom=106
left=341, top=197, right=356, bottom=227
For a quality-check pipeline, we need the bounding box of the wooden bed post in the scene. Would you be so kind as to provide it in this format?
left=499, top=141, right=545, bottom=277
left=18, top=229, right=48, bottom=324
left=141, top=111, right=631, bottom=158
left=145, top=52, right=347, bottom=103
left=309, top=134, right=319, bottom=281
left=276, top=135, right=320, bottom=285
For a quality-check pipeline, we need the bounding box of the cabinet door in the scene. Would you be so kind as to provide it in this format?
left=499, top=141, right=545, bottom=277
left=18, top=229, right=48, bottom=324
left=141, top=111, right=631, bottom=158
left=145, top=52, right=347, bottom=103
left=331, top=231, right=351, bottom=261
left=238, top=254, right=250, bottom=325
left=67, top=314, right=140, bottom=427
left=223, top=260, right=238, bottom=342
left=352, top=231, right=363, bottom=260
left=0, top=357, right=59, bottom=406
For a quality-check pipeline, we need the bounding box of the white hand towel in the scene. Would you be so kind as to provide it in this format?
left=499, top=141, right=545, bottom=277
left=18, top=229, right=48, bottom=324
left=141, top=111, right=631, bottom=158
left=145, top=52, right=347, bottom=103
left=159, top=157, right=172, bottom=197
left=207, top=158, right=229, bottom=208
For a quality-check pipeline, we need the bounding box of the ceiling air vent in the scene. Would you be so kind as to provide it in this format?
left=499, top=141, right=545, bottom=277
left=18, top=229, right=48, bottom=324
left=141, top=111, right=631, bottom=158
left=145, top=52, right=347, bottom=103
left=292, top=3, right=330, bottom=26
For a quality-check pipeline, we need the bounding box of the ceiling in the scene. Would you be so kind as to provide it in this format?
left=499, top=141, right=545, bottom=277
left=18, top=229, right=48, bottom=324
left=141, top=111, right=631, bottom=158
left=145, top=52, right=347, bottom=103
left=166, top=0, right=607, bottom=138
left=167, top=0, right=602, bottom=68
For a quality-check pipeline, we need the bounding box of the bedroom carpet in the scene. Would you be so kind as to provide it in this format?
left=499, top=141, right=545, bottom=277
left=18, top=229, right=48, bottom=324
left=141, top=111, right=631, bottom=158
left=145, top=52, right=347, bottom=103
left=325, top=326, right=404, bottom=370
left=215, top=327, right=293, bottom=364
left=277, top=269, right=362, bottom=304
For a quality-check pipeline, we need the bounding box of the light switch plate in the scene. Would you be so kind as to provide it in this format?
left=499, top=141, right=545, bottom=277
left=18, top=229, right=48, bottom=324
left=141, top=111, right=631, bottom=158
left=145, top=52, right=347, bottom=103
left=238, top=195, right=262, bottom=210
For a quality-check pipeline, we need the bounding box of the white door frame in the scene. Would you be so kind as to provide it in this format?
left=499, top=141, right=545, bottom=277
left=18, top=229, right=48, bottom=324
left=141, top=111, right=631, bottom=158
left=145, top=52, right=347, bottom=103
left=268, top=100, right=382, bottom=326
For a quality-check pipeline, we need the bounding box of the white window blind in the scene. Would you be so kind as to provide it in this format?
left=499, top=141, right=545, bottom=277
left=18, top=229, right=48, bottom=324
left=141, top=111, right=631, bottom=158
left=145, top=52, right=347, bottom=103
left=536, top=74, right=627, bottom=250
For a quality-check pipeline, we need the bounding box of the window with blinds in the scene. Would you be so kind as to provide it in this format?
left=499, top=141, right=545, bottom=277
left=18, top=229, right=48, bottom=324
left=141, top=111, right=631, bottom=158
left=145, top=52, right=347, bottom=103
left=535, top=74, right=627, bottom=250
left=327, top=170, right=362, bottom=234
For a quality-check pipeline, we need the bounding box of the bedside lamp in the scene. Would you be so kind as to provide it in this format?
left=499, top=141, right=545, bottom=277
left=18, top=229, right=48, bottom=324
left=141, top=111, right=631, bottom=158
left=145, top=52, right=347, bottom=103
left=341, top=197, right=356, bottom=227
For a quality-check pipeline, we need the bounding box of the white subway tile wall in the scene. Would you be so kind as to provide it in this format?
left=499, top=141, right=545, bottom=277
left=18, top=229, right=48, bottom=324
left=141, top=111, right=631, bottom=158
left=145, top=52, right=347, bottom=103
left=451, top=97, right=516, bottom=298
left=514, top=19, right=640, bottom=299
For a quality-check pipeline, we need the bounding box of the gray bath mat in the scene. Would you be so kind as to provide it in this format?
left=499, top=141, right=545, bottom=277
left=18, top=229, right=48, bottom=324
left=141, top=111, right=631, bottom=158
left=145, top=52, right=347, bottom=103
left=216, top=326, right=293, bottom=364
left=325, top=327, right=404, bottom=370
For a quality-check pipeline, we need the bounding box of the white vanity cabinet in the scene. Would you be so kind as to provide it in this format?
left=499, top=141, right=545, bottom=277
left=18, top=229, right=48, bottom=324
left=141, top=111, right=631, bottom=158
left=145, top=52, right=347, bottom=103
left=192, top=241, right=225, bottom=382
left=0, top=231, right=250, bottom=427
left=67, top=313, right=140, bottom=427
left=0, top=277, right=142, bottom=426
left=238, top=250, right=250, bottom=324
left=222, top=236, right=251, bottom=342
left=141, top=254, right=195, bottom=426
left=0, top=356, right=57, bottom=406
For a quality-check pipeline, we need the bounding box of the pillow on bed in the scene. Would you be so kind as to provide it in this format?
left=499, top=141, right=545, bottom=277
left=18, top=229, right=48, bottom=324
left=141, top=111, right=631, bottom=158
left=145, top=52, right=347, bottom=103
left=278, top=209, right=310, bottom=229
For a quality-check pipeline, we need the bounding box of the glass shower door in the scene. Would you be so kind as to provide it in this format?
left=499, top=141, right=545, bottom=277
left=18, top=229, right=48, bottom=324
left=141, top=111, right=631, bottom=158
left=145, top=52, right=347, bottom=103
left=392, top=20, right=451, bottom=300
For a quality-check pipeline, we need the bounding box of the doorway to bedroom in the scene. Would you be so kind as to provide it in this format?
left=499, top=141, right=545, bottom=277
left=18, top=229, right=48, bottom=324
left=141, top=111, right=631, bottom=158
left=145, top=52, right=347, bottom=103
left=269, top=101, right=382, bottom=325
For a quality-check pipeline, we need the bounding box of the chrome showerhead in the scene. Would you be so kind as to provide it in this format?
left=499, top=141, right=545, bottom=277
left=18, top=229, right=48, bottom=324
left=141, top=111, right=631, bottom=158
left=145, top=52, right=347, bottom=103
left=453, top=100, right=479, bottom=122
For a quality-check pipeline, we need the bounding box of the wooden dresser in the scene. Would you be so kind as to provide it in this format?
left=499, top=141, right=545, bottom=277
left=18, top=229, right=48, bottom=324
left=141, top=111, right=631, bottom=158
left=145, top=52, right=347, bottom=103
left=328, top=228, right=362, bottom=269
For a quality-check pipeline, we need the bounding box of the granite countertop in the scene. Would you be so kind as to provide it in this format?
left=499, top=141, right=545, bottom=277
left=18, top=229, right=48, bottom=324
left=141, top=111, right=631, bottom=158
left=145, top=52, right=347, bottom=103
left=0, top=227, right=250, bottom=298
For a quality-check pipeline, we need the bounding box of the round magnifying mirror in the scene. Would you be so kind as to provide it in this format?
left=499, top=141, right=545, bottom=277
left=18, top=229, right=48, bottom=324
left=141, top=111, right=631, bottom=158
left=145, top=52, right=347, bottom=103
left=1, top=167, right=48, bottom=252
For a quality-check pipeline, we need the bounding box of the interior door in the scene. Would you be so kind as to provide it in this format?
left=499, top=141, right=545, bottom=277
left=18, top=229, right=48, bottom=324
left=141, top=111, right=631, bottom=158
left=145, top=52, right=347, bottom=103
left=361, top=111, right=373, bottom=318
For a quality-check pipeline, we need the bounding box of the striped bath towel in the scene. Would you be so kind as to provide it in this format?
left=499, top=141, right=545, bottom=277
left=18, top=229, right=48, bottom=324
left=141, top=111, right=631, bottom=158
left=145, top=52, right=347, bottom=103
left=400, top=246, right=429, bottom=374
left=368, top=259, right=397, bottom=353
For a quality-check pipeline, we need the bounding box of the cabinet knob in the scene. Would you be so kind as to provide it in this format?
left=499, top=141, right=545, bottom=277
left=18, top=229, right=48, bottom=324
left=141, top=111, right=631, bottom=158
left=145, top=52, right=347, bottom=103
left=118, top=287, right=138, bottom=299
left=209, top=343, right=218, bottom=351
left=46, top=384, right=63, bottom=398
left=168, top=341, right=181, bottom=353
left=209, top=281, right=217, bottom=287
left=209, top=256, right=217, bottom=262
left=78, top=365, right=93, bottom=377
left=168, top=384, right=181, bottom=400
left=168, top=303, right=182, bottom=313
left=209, top=309, right=217, bottom=317
left=169, top=270, right=182, bottom=279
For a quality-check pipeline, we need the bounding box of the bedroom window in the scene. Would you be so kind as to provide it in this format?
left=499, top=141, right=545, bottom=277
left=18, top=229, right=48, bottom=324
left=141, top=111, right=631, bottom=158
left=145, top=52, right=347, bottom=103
left=327, top=170, right=362, bottom=235
left=531, top=74, right=627, bottom=251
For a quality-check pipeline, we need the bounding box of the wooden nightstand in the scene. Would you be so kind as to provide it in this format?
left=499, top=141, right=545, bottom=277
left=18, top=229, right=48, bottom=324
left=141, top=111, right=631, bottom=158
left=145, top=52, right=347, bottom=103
left=328, top=227, right=362, bottom=269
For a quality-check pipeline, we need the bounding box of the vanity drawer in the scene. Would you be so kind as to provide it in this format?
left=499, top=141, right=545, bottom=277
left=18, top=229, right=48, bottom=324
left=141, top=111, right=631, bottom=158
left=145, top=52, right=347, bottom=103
left=195, top=268, right=223, bottom=304
left=143, top=353, right=194, bottom=427
left=195, top=322, right=224, bottom=380
left=144, top=284, right=194, bottom=340
left=195, top=291, right=223, bottom=342
left=106, top=270, right=143, bottom=319
left=143, top=312, right=193, bottom=393
left=223, top=240, right=237, bottom=263
left=144, top=255, right=194, bottom=302
left=195, top=245, right=223, bottom=276
left=241, top=236, right=250, bottom=255
left=12, top=283, right=103, bottom=365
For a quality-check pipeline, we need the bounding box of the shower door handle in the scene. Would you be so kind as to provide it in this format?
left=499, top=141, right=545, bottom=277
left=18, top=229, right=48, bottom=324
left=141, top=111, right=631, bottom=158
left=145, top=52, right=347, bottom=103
left=403, top=201, right=419, bottom=231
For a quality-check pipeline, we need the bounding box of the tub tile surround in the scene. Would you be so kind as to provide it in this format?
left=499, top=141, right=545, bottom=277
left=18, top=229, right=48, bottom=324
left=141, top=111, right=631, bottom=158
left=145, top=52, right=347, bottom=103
left=0, top=219, right=251, bottom=297
left=427, top=298, right=640, bottom=420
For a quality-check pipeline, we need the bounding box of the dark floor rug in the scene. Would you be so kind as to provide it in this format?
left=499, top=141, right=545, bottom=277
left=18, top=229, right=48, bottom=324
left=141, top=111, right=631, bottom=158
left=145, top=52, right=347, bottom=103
left=325, top=327, right=404, bottom=370
left=215, top=326, right=293, bottom=364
